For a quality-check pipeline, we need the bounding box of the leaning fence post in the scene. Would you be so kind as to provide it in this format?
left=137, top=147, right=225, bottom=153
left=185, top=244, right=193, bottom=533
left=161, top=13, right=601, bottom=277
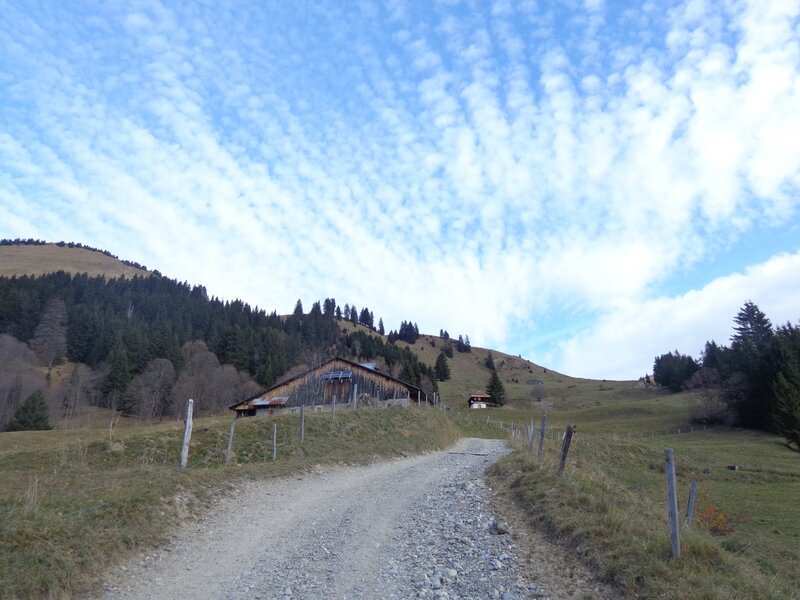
left=299, top=405, right=305, bottom=445
left=557, top=424, right=574, bottom=474
left=527, top=420, right=536, bottom=453
left=179, top=399, right=193, bottom=472
left=537, top=412, right=547, bottom=460
left=272, top=423, right=277, bottom=462
left=664, top=448, right=681, bottom=558
left=685, top=480, right=699, bottom=526
left=225, top=414, right=236, bottom=466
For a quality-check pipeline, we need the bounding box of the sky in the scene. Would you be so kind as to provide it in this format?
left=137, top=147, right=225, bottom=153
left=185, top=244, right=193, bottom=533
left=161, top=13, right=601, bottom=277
left=1, top=0, right=799, bottom=380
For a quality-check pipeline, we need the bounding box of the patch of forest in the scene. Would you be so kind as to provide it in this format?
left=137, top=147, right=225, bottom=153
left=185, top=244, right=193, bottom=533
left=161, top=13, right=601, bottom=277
left=0, top=271, right=443, bottom=428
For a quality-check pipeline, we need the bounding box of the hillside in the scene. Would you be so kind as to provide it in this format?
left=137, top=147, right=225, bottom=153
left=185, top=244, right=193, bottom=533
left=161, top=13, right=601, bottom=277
left=0, top=241, right=622, bottom=425
left=0, top=242, right=153, bottom=279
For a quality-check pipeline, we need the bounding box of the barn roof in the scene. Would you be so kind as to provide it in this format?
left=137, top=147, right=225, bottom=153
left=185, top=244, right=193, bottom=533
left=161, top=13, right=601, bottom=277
left=229, top=356, right=426, bottom=410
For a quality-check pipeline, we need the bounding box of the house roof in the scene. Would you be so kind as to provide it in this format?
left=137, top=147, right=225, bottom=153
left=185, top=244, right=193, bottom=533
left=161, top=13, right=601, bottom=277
left=469, top=392, right=491, bottom=398
left=229, top=356, right=426, bottom=410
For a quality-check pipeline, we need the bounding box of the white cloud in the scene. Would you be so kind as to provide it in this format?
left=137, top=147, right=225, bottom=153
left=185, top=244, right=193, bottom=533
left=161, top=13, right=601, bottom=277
left=550, top=251, right=800, bottom=379
left=0, top=0, right=799, bottom=379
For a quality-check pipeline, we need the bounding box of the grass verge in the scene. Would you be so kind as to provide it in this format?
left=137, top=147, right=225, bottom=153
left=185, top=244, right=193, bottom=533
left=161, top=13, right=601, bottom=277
left=0, top=407, right=459, bottom=598
left=489, top=430, right=800, bottom=599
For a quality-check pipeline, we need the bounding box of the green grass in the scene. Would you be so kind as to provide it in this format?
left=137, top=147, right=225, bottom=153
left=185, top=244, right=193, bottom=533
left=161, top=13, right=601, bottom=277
left=479, top=393, right=800, bottom=599
left=0, top=407, right=459, bottom=598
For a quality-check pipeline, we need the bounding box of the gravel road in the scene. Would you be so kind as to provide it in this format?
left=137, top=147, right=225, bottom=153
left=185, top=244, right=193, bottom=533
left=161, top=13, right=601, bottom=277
left=96, top=438, right=586, bottom=599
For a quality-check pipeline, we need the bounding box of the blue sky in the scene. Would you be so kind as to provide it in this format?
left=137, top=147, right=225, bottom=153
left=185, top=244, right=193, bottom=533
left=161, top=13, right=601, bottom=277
left=1, top=0, right=799, bottom=379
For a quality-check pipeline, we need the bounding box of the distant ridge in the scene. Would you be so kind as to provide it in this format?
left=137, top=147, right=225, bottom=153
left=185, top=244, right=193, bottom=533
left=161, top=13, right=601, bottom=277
left=0, top=239, right=155, bottom=279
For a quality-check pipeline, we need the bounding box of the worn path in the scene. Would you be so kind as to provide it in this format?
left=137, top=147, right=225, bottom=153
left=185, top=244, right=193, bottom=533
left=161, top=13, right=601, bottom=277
left=96, top=438, right=609, bottom=599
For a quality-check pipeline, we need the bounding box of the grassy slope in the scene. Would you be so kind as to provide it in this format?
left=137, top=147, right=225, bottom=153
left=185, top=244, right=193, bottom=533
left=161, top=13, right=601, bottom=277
left=463, top=392, right=800, bottom=599
left=0, top=244, right=151, bottom=279
left=0, top=408, right=459, bottom=598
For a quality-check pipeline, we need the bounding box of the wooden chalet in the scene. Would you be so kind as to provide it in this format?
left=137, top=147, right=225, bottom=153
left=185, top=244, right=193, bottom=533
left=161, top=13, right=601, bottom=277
left=468, top=391, right=492, bottom=409
left=229, top=357, right=428, bottom=417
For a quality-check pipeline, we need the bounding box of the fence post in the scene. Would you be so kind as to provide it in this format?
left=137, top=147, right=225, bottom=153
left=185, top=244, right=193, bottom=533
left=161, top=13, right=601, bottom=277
left=352, top=383, right=358, bottom=412
left=225, top=415, right=236, bottom=466
left=527, top=420, right=536, bottom=453
left=557, top=424, right=574, bottom=475
left=179, top=399, right=193, bottom=472
left=685, top=480, right=699, bottom=526
left=272, top=423, right=277, bottom=462
left=300, top=405, right=305, bottom=445
left=332, top=397, right=336, bottom=422
left=664, top=448, right=681, bottom=558
left=537, top=412, right=547, bottom=460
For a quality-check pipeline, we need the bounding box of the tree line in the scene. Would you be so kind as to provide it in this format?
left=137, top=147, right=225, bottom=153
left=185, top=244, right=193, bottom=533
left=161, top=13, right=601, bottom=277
left=0, top=271, right=445, bottom=429
left=653, top=301, right=800, bottom=450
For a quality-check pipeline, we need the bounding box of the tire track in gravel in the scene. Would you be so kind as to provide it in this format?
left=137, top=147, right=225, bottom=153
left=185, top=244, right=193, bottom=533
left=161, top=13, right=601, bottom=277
left=95, top=438, right=593, bottom=599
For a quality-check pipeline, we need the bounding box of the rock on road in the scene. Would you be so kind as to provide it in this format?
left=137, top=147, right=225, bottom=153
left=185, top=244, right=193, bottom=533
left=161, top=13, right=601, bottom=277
left=98, top=438, right=550, bottom=599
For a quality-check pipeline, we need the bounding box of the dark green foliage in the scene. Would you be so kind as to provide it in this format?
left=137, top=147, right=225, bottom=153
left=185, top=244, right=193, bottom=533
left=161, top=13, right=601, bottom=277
left=5, top=390, right=50, bottom=431
left=653, top=350, right=699, bottom=392
left=435, top=352, right=450, bottom=381
left=656, top=301, right=800, bottom=436
left=456, top=334, right=472, bottom=353
left=771, top=324, right=800, bottom=449
left=485, top=350, right=495, bottom=370
left=358, top=307, right=374, bottom=328
left=486, top=370, right=505, bottom=406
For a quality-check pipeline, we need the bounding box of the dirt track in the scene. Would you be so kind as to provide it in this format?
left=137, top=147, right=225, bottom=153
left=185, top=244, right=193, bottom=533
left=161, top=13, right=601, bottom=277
left=95, top=438, right=610, bottom=599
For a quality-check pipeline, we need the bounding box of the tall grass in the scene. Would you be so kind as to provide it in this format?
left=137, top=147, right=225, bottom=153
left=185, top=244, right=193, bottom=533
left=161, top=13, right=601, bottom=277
left=0, top=407, right=459, bottom=598
left=490, top=423, right=800, bottom=599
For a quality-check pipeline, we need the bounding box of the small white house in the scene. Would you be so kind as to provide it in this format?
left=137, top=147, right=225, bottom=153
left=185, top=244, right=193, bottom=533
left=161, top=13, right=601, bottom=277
left=468, top=391, right=491, bottom=408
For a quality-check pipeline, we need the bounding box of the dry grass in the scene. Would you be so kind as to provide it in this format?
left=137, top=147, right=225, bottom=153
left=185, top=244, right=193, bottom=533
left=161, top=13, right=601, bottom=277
left=0, top=244, right=151, bottom=279
left=482, top=399, right=800, bottom=599
left=0, top=407, right=459, bottom=598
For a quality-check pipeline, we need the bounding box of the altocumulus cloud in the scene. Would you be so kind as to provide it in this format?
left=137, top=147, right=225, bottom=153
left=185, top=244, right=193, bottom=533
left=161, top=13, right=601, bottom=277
left=0, top=0, right=798, bottom=378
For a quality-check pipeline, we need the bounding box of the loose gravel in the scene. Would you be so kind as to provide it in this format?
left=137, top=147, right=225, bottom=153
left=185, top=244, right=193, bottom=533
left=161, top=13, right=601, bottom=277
left=96, top=438, right=583, bottom=599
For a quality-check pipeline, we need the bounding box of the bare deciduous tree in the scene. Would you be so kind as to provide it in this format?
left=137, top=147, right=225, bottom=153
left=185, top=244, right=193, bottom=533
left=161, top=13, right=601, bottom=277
left=29, top=298, right=68, bottom=367
left=127, top=358, right=176, bottom=419
left=0, top=335, right=48, bottom=429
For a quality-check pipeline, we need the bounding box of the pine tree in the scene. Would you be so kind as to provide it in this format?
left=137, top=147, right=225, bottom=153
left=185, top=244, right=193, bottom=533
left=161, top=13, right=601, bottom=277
left=435, top=352, right=450, bottom=381
left=486, top=370, right=505, bottom=406
left=5, top=390, right=51, bottom=431
left=485, top=351, right=495, bottom=370
left=378, top=318, right=385, bottom=335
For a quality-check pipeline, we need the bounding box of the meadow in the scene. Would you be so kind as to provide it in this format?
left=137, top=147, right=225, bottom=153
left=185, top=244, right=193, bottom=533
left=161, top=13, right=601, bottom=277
left=0, top=407, right=459, bottom=598
left=451, top=385, right=799, bottom=599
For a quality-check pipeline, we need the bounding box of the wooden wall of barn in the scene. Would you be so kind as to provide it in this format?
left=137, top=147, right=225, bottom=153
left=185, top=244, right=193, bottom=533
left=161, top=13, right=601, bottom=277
left=262, top=359, right=414, bottom=407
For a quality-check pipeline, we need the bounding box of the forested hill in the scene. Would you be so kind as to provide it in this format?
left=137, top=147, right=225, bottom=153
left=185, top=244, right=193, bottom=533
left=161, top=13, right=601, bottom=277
left=0, top=268, right=438, bottom=426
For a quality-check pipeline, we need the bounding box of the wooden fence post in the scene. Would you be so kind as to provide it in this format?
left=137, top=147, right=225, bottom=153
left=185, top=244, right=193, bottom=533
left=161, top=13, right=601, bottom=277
left=332, top=397, right=336, bottom=422
left=272, top=423, right=277, bottom=462
left=225, top=415, right=236, bottom=466
left=664, top=448, right=681, bottom=558
left=527, top=419, right=536, bottom=453
left=557, top=424, right=574, bottom=475
left=685, top=480, right=699, bottom=526
left=300, top=405, right=305, bottom=445
left=537, top=412, right=547, bottom=460
left=352, top=383, right=358, bottom=412
left=179, top=399, right=193, bottom=472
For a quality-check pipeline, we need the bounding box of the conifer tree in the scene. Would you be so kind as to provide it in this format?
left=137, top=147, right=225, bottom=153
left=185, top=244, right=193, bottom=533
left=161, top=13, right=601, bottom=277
left=5, top=390, right=51, bottom=431
left=486, top=370, right=505, bottom=406
left=378, top=318, right=385, bottom=335
left=435, top=352, right=450, bottom=381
